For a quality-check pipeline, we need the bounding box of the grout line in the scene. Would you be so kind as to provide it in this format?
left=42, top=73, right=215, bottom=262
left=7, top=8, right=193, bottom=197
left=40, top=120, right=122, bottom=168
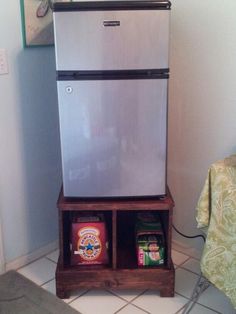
left=113, top=303, right=132, bottom=314
left=172, top=248, right=190, bottom=256
left=113, top=290, right=151, bottom=314
left=21, top=249, right=222, bottom=314
left=16, top=263, right=55, bottom=287
left=38, top=276, right=55, bottom=287
left=44, top=249, right=59, bottom=264
left=179, top=264, right=201, bottom=276
left=67, top=289, right=90, bottom=305
left=67, top=288, right=151, bottom=314
left=40, top=277, right=55, bottom=287
left=16, top=255, right=48, bottom=271
left=45, top=256, right=58, bottom=264
left=176, top=258, right=211, bottom=280
left=16, top=248, right=58, bottom=272
left=127, top=290, right=156, bottom=314
left=172, top=247, right=201, bottom=261
left=176, top=253, right=201, bottom=263
left=172, top=292, right=198, bottom=314
left=107, top=288, right=148, bottom=303
left=128, top=289, right=149, bottom=303
left=104, top=288, right=128, bottom=301
left=66, top=285, right=221, bottom=314
left=174, top=304, right=189, bottom=314
left=114, top=301, right=151, bottom=314
left=195, top=296, right=223, bottom=314
left=174, top=256, right=191, bottom=269
left=129, top=302, right=151, bottom=314
left=175, top=297, right=222, bottom=314
left=195, top=303, right=222, bottom=314
left=175, top=290, right=198, bottom=300
left=175, top=259, right=201, bottom=274
left=172, top=292, right=204, bottom=314
left=71, top=288, right=151, bottom=314
left=174, top=291, right=222, bottom=314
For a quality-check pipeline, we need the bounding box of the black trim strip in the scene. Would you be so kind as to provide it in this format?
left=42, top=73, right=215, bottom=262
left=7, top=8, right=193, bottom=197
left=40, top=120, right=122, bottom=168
left=53, top=1, right=171, bottom=12
left=57, top=69, right=169, bottom=80
left=64, top=193, right=167, bottom=201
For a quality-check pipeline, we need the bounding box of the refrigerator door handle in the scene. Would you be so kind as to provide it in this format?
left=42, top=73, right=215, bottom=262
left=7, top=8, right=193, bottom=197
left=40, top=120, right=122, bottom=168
left=103, top=20, right=120, bottom=27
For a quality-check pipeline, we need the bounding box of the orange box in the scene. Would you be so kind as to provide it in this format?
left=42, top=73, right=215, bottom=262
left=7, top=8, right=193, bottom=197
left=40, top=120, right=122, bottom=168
left=71, top=214, right=109, bottom=266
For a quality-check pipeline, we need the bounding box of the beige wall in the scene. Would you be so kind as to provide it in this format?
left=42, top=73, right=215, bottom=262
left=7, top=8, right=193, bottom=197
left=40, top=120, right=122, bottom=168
left=168, top=0, right=236, bottom=253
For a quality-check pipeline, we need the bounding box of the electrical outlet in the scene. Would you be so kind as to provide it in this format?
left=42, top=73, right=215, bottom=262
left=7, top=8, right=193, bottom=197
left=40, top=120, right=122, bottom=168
left=0, top=49, right=9, bottom=75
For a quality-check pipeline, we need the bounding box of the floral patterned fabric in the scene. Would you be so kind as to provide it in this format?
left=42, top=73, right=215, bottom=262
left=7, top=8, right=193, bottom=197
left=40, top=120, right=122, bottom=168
left=196, top=155, right=236, bottom=309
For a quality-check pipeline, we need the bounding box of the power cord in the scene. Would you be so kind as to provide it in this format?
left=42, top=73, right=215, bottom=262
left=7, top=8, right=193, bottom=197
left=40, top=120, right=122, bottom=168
left=172, top=224, right=206, bottom=243
left=172, top=224, right=208, bottom=313
left=49, top=0, right=53, bottom=10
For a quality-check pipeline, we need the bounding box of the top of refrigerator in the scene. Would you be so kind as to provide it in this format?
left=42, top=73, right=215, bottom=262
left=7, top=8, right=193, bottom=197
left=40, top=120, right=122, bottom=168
left=53, top=1, right=171, bottom=11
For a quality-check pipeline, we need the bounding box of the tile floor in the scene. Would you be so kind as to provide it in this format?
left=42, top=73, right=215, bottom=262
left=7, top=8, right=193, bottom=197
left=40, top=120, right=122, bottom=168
left=16, top=248, right=236, bottom=314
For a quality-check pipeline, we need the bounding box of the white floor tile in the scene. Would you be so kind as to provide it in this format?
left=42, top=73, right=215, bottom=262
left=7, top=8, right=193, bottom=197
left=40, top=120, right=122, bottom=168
left=180, top=258, right=201, bottom=275
left=46, top=249, right=59, bottom=263
left=171, top=250, right=189, bottom=266
left=17, top=257, right=56, bottom=285
left=42, top=279, right=87, bottom=304
left=197, top=284, right=236, bottom=314
left=64, top=289, right=88, bottom=304
left=70, top=289, right=127, bottom=314
left=42, top=278, right=56, bottom=294
left=109, top=288, right=146, bottom=302
left=175, top=268, right=200, bottom=299
left=132, top=290, right=188, bottom=314
left=171, top=242, right=202, bottom=260
left=15, top=247, right=236, bottom=314
left=116, top=304, right=149, bottom=314
left=176, top=303, right=219, bottom=314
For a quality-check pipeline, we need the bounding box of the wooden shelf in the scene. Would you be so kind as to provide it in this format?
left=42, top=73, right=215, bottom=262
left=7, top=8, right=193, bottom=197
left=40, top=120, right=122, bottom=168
left=57, top=187, right=174, bottom=211
left=55, top=187, right=175, bottom=298
left=56, top=257, right=175, bottom=299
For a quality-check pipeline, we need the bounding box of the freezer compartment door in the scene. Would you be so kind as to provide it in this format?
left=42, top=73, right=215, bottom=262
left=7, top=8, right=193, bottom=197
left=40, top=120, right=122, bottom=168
left=57, top=79, right=167, bottom=197
left=53, top=10, right=169, bottom=71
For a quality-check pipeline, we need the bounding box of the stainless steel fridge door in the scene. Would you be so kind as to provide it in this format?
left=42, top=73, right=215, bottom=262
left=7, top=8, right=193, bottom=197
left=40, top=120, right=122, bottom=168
left=53, top=10, right=169, bottom=71
left=57, top=79, right=167, bottom=197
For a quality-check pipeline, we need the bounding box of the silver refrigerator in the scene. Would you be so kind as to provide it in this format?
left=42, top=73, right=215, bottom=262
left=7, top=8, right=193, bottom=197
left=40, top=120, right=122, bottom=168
left=53, top=0, right=171, bottom=198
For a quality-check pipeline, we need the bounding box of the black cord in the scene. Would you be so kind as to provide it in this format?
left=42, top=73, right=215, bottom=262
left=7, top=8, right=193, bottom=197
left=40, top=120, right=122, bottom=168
left=49, top=0, right=53, bottom=10
left=172, top=224, right=206, bottom=243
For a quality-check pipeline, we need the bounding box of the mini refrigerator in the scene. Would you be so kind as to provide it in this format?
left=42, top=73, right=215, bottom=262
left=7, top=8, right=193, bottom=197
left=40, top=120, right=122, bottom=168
left=53, top=1, right=171, bottom=198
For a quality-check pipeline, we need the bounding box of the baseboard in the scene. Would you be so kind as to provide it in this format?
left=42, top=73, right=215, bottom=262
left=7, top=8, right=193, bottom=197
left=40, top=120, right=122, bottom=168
left=172, top=239, right=202, bottom=260
left=5, top=240, right=59, bottom=272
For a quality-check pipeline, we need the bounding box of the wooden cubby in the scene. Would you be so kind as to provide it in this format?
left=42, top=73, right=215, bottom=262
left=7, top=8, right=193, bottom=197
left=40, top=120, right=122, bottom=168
left=55, top=187, right=175, bottom=299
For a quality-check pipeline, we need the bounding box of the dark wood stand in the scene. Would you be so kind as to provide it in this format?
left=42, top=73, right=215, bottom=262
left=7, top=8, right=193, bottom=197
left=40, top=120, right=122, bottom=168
left=55, top=188, right=175, bottom=299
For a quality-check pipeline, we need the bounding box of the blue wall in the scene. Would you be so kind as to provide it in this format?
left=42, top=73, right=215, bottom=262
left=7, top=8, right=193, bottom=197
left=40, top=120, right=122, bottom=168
left=0, top=1, right=61, bottom=263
